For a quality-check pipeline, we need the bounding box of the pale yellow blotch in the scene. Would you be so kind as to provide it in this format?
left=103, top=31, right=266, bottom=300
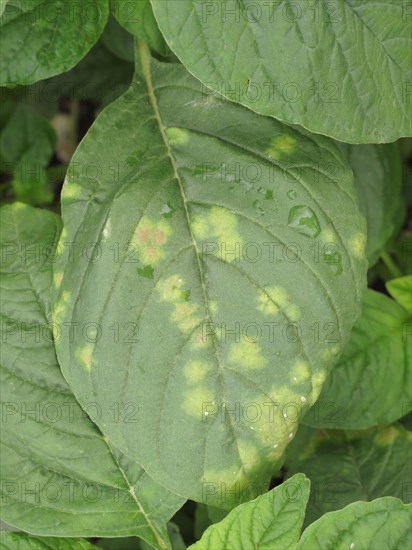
left=374, top=426, right=399, bottom=446
left=192, top=206, right=243, bottom=262
left=133, top=217, right=172, bottom=266
left=309, top=369, right=328, bottom=404
left=349, top=233, right=366, bottom=258
left=267, top=135, right=296, bottom=159
left=257, top=290, right=279, bottom=316
left=209, top=301, right=219, bottom=315
left=52, top=290, right=70, bottom=324
left=53, top=271, right=63, bottom=289
left=76, top=344, right=94, bottom=372
left=258, top=286, right=301, bottom=321
left=182, top=386, right=215, bottom=417
left=183, top=360, right=211, bottom=385
left=13, top=202, right=27, bottom=210
left=165, top=127, right=189, bottom=145
left=321, top=228, right=338, bottom=244
left=158, top=275, right=201, bottom=334
left=237, top=440, right=261, bottom=470
left=228, top=340, right=266, bottom=370
left=290, top=360, right=311, bottom=384
left=201, top=468, right=248, bottom=495
left=62, top=183, right=82, bottom=201
left=322, top=344, right=341, bottom=361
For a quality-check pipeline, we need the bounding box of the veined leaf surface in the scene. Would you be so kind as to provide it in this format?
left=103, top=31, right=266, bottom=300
left=0, top=0, right=109, bottom=86
left=0, top=204, right=184, bottom=549
left=54, top=46, right=367, bottom=506
left=0, top=532, right=97, bottom=550
left=151, top=0, right=412, bottom=143
left=297, top=497, right=412, bottom=550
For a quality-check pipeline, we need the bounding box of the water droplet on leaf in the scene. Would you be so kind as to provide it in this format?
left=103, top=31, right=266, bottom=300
left=288, top=205, right=320, bottom=238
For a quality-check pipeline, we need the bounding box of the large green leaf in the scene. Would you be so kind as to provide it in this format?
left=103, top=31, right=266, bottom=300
left=0, top=204, right=184, bottom=549
left=150, top=0, right=412, bottom=144
left=189, top=474, right=310, bottom=549
left=285, top=424, right=412, bottom=526
left=0, top=532, right=96, bottom=550
left=303, top=289, right=411, bottom=429
left=297, top=497, right=412, bottom=550
left=338, top=143, right=404, bottom=266
left=54, top=45, right=367, bottom=506
left=0, top=0, right=109, bottom=86
left=111, top=0, right=168, bottom=56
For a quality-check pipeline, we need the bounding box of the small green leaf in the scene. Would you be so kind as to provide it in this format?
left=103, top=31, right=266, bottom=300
left=297, top=497, right=412, bottom=550
left=0, top=203, right=184, bottom=549
left=189, top=474, right=310, bottom=550
left=0, top=105, right=56, bottom=204
left=151, top=0, right=412, bottom=143
left=0, top=0, right=109, bottom=86
left=338, top=143, right=405, bottom=266
left=0, top=532, right=97, bottom=550
left=285, top=424, right=412, bottom=526
left=111, top=0, right=168, bottom=56
left=386, top=275, right=412, bottom=314
left=54, top=46, right=367, bottom=506
left=303, top=290, right=412, bottom=429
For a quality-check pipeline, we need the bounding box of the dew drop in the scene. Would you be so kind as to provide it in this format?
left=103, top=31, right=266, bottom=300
left=287, top=189, right=297, bottom=200
left=288, top=205, right=320, bottom=238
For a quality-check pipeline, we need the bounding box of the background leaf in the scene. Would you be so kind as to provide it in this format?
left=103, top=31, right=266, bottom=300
left=297, top=497, right=412, bottom=550
left=111, top=0, right=169, bottom=56
left=0, top=203, right=184, bottom=549
left=151, top=0, right=412, bottom=143
left=0, top=532, right=97, bottom=550
left=338, top=143, right=404, bottom=266
left=189, top=474, right=310, bottom=550
left=386, top=275, right=412, bottom=314
left=0, top=0, right=109, bottom=86
left=0, top=105, right=56, bottom=204
left=285, top=424, right=412, bottom=526
left=303, top=289, right=412, bottom=429
left=53, top=47, right=366, bottom=507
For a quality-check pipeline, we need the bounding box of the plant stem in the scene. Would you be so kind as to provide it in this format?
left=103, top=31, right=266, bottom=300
left=380, top=251, right=402, bottom=279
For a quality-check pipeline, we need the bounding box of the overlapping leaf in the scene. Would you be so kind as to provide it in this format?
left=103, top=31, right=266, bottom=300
left=338, top=143, right=404, bottom=265
left=189, top=474, right=310, bottom=550
left=53, top=45, right=367, bottom=506
left=0, top=532, right=97, bottom=550
left=151, top=0, right=412, bottom=143
left=0, top=0, right=109, bottom=85
left=111, top=0, right=168, bottom=55
left=296, top=497, right=412, bottom=550
left=0, top=204, right=184, bottom=549
left=303, top=289, right=412, bottom=429
left=285, top=424, right=412, bottom=526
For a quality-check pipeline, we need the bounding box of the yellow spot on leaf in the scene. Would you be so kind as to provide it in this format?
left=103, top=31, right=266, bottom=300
left=182, top=386, right=215, bottom=417
left=165, top=127, right=189, bottom=145
left=267, top=135, right=296, bottom=159
left=349, top=232, right=366, bottom=258
left=290, top=360, right=311, bottom=384
left=53, top=290, right=70, bottom=325
left=374, top=426, right=399, bottom=446
left=228, top=340, right=266, bottom=370
left=158, top=275, right=201, bottom=334
left=62, top=183, right=82, bottom=201
left=53, top=271, right=63, bottom=289
left=133, top=217, right=171, bottom=266
left=183, top=360, right=211, bottom=385
left=322, top=344, right=341, bottom=361
left=192, top=206, right=243, bottom=262
left=258, top=286, right=301, bottom=321
left=309, top=369, right=327, bottom=404
left=237, top=440, right=260, bottom=470
left=76, top=344, right=94, bottom=372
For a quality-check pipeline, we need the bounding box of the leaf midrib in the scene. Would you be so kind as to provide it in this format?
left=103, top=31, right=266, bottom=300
left=137, top=39, right=252, bottom=485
